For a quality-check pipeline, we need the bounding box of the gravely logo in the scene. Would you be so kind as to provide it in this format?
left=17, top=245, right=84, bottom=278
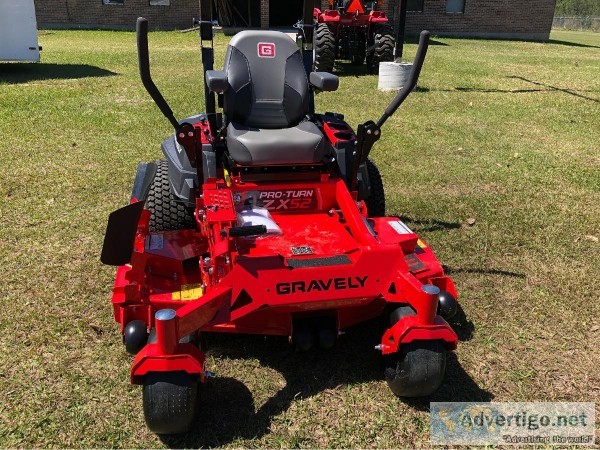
left=276, top=276, right=368, bottom=295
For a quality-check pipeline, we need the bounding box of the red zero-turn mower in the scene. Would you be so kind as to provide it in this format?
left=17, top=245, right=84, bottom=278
left=100, top=8, right=459, bottom=435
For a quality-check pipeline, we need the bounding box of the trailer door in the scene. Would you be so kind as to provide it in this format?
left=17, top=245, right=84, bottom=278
left=0, top=0, right=41, bottom=62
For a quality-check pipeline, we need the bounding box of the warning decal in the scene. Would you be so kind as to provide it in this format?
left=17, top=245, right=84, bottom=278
left=389, top=220, right=413, bottom=235
left=172, top=283, right=204, bottom=301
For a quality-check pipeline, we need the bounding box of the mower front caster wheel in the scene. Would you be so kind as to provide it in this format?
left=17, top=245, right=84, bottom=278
left=143, top=371, right=198, bottom=435
left=384, top=340, right=446, bottom=397
left=124, top=320, right=148, bottom=355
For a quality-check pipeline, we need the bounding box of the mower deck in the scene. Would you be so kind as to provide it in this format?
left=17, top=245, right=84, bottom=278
left=111, top=174, right=457, bottom=348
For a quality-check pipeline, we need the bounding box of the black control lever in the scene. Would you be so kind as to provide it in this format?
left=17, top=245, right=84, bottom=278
left=348, top=30, right=430, bottom=192
left=136, top=18, right=180, bottom=130
left=377, top=30, right=430, bottom=128
left=137, top=17, right=201, bottom=170
left=350, top=121, right=380, bottom=192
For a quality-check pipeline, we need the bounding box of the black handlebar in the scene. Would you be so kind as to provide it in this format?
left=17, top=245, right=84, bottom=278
left=136, top=17, right=180, bottom=130
left=376, top=30, right=430, bottom=128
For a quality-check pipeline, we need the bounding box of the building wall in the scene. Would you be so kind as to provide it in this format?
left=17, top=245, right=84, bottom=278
left=36, top=0, right=200, bottom=30
left=260, top=0, right=269, bottom=28
left=35, top=0, right=557, bottom=40
left=382, top=0, right=557, bottom=40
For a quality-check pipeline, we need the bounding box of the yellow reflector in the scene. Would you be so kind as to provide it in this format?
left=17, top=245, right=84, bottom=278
left=172, top=283, right=204, bottom=301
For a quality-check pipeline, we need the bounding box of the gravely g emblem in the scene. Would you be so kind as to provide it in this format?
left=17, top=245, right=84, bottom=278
left=276, top=276, right=368, bottom=295
left=257, top=42, right=275, bottom=58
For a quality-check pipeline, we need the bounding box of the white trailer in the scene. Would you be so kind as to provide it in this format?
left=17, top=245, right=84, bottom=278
left=0, top=0, right=41, bottom=62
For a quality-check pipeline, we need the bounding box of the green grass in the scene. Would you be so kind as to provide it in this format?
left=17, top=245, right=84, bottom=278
left=0, top=29, right=599, bottom=447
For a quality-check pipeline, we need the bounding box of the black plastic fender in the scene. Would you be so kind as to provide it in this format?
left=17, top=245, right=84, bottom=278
left=100, top=201, right=145, bottom=266
left=130, top=161, right=157, bottom=202
left=161, top=114, right=217, bottom=208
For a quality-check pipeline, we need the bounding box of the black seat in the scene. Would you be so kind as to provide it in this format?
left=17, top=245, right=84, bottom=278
left=216, top=31, right=326, bottom=166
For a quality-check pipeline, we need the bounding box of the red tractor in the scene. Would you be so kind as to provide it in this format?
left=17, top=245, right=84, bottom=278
left=313, top=0, right=395, bottom=73
left=101, top=5, right=459, bottom=435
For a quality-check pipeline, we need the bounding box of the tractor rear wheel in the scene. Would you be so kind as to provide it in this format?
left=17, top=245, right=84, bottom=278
left=366, top=24, right=394, bottom=74
left=384, top=340, right=447, bottom=397
left=143, top=371, right=199, bottom=434
left=146, top=160, right=195, bottom=232
left=365, top=159, right=386, bottom=217
left=313, top=23, right=336, bottom=73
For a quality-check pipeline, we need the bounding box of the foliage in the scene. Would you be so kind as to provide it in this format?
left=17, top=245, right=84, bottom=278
left=555, top=0, right=600, bottom=17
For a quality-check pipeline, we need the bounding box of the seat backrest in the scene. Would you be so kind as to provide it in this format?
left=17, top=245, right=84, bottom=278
left=223, top=30, right=309, bottom=129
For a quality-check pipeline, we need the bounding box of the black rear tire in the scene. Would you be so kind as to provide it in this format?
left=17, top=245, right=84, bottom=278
left=143, top=371, right=198, bottom=435
left=384, top=340, right=447, bottom=397
left=366, top=24, right=395, bottom=74
left=146, top=160, right=195, bottom=232
left=365, top=159, right=386, bottom=217
left=313, top=23, right=336, bottom=73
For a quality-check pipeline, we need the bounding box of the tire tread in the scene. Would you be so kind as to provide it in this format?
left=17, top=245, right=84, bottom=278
left=146, top=160, right=195, bottom=232
left=143, top=371, right=198, bottom=435
left=365, top=159, right=386, bottom=217
left=314, top=23, right=336, bottom=73
left=367, top=24, right=395, bottom=74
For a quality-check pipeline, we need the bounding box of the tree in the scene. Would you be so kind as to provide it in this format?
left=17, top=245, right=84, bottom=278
left=555, top=0, right=600, bottom=16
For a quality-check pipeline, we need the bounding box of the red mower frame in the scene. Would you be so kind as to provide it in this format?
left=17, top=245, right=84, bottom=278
left=115, top=173, right=458, bottom=384
left=100, top=8, right=460, bottom=435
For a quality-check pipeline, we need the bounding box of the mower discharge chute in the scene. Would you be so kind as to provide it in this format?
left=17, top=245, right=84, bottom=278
left=101, top=10, right=459, bottom=434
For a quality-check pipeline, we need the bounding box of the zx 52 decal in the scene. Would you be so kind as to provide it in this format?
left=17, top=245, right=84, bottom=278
left=236, top=189, right=318, bottom=211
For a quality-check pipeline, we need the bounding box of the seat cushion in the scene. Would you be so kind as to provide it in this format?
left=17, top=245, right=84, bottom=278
left=227, top=121, right=326, bottom=166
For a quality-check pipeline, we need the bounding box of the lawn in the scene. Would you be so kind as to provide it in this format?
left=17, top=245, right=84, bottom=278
left=0, top=28, right=598, bottom=447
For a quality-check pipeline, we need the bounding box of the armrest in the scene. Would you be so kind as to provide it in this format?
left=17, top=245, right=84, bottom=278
left=309, top=72, right=339, bottom=92
left=206, top=70, right=228, bottom=93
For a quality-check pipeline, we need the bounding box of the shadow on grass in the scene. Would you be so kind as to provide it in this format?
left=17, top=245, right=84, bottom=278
left=455, top=86, right=550, bottom=94
left=507, top=75, right=599, bottom=103
left=448, top=303, right=475, bottom=342
left=546, top=39, right=600, bottom=49
left=443, top=265, right=526, bottom=279
left=400, top=215, right=462, bottom=233
left=402, top=36, right=449, bottom=47
left=161, top=315, right=486, bottom=447
left=334, top=61, right=370, bottom=77
left=0, top=63, right=117, bottom=84
left=436, top=77, right=599, bottom=103
left=403, top=352, right=493, bottom=413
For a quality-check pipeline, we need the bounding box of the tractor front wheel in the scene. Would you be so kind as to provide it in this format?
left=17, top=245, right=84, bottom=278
left=143, top=371, right=199, bottom=435
left=313, top=23, right=336, bottom=73
left=366, top=24, right=394, bottom=74
left=384, top=340, right=447, bottom=397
